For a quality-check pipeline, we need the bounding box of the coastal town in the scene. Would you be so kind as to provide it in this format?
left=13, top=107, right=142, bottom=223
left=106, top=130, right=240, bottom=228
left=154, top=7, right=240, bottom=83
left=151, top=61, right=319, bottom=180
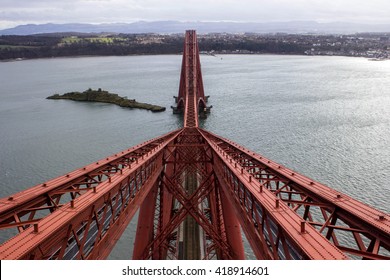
left=194, top=32, right=390, bottom=59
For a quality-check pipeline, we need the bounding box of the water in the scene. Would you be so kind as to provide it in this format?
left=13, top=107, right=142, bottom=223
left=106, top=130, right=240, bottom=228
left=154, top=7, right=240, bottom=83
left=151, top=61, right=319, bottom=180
left=0, top=55, right=389, bottom=259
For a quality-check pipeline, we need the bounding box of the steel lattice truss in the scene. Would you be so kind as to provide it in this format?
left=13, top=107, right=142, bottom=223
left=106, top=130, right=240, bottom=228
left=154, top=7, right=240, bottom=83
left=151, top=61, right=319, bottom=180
left=0, top=30, right=389, bottom=260
left=200, top=129, right=390, bottom=260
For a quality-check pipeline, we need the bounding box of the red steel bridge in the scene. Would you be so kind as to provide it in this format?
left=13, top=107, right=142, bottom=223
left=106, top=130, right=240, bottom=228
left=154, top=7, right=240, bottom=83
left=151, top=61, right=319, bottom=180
left=0, top=30, right=389, bottom=260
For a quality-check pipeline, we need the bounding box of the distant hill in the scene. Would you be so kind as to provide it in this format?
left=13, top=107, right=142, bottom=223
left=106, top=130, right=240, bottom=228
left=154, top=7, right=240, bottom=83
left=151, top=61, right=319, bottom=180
left=1, top=21, right=390, bottom=35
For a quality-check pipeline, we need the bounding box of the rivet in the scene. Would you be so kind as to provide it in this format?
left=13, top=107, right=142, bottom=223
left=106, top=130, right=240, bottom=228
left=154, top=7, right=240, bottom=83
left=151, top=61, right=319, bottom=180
left=336, top=194, right=341, bottom=199
left=66, top=174, right=70, bottom=178
left=291, top=172, right=295, bottom=176
left=309, top=181, right=314, bottom=185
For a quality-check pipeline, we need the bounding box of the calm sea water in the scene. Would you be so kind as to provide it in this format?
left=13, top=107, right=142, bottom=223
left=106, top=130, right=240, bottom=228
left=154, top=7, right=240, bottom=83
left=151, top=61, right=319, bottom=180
left=0, top=55, right=389, bottom=259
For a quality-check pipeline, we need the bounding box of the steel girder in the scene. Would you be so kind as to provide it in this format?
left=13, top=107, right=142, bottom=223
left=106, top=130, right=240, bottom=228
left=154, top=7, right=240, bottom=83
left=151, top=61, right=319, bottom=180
left=200, top=129, right=390, bottom=260
left=1, top=30, right=389, bottom=261
left=184, top=30, right=198, bottom=128
left=0, top=129, right=181, bottom=237
left=136, top=128, right=236, bottom=260
left=0, top=130, right=181, bottom=259
left=173, top=30, right=208, bottom=126
left=1, top=127, right=389, bottom=260
left=132, top=180, right=159, bottom=259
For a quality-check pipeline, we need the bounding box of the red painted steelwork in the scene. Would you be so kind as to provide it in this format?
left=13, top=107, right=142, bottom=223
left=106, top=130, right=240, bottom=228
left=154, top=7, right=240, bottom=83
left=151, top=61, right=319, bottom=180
left=200, top=129, right=347, bottom=259
left=173, top=30, right=208, bottom=125
left=0, top=130, right=181, bottom=259
left=0, top=129, right=181, bottom=234
left=132, top=182, right=159, bottom=259
left=220, top=189, right=246, bottom=259
left=0, top=30, right=389, bottom=260
left=183, top=31, right=199, bottom=127
left=200, top=128, right=390, bottom=260
left=137, top=128, right=235, bottom=260
left=154, top=151, right=176, bottom=260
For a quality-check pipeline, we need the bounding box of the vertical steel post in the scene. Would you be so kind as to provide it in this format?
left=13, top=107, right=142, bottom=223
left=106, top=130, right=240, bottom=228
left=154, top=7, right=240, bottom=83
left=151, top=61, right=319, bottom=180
left=152, top=152, right=175, bottom=260
left=132, top=183, right=158, bottom=259
left=220, top=189, right=246, bottom=259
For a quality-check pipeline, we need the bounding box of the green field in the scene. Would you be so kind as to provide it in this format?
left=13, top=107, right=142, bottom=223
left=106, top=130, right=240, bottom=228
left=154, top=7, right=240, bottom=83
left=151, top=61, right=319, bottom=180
left=61, top=36, right=116, bottom=45
left=0, top=45, right=39, bottom=49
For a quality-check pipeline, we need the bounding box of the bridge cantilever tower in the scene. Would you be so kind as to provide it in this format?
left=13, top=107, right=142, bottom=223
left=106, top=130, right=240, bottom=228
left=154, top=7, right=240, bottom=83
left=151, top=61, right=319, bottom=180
left=0, top=30, right=389, bottom=260
left=172, top=30, right=210, bottom=122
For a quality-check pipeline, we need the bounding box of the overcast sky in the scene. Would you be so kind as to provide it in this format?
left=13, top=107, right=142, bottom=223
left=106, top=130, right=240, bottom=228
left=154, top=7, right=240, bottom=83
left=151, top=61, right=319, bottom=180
left=1, top=0, right=390, bottom=30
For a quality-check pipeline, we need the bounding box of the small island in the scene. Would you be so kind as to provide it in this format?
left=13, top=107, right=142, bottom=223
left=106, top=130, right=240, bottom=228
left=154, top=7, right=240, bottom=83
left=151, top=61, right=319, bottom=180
left=47, top=88, right=166, bottom=112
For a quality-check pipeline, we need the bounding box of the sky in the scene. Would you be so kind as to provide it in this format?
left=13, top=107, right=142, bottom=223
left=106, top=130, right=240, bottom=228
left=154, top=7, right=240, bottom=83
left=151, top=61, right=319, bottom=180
left=1, top=0, right=390, bottom=30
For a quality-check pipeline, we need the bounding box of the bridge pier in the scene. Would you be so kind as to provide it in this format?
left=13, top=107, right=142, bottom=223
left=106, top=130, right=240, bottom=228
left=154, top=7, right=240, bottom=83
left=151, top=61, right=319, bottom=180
left=171, top=105, right=183, bottom=114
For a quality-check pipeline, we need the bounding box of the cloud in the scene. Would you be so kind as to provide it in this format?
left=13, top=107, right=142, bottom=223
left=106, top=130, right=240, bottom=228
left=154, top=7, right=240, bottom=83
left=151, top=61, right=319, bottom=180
left=1, top=0, right=390, bottom=30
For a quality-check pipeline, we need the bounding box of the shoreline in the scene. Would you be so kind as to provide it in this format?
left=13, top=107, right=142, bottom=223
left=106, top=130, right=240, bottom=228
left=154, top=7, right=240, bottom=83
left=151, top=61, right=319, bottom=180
left=0, top=53, right=182, bottom=63
left=1, top=52, right=388, bottom=63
